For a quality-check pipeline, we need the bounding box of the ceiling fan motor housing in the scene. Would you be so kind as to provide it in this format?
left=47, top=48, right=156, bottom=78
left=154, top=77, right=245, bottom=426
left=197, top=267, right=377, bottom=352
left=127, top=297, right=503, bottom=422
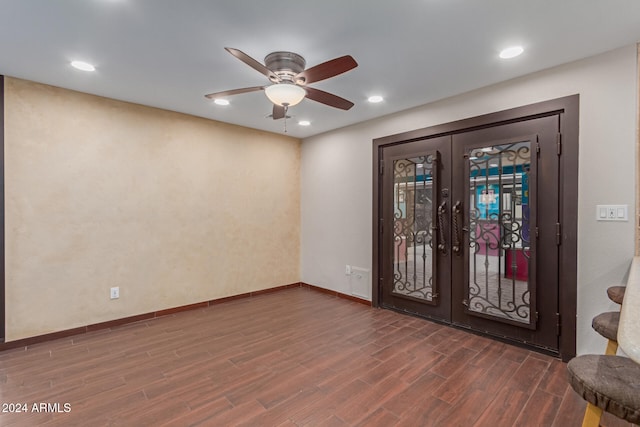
left=264, top=51, right=306, bottom=82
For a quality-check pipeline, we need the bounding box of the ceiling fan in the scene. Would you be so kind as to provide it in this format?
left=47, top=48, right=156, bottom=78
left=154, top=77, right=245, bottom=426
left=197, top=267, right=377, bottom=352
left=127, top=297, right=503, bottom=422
left=205, top=48, right=358, bottom=120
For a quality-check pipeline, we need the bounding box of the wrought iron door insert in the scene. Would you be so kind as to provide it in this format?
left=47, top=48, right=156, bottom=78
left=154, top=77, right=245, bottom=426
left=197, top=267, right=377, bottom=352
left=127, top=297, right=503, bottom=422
left=464, top=138, right=537, bottom=328
left=392, top=154, right=439, bottom=304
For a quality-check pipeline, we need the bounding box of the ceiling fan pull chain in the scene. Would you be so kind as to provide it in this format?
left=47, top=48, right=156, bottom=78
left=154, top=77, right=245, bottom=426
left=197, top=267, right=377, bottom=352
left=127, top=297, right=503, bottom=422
left=283, top=104, right=289, bottom=133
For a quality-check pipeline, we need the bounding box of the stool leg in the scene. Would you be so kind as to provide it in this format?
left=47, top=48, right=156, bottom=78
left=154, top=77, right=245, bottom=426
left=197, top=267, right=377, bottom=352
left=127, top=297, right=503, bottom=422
left=582, top=402, right=603, bottom=427
left=605, top=339, right=618, bottom=355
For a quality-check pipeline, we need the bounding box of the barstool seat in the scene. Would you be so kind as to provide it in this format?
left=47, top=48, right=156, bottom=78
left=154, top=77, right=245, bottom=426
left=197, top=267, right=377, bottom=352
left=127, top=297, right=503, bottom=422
left=607, top=286, right=626, bottom=305
left=592, top=311, right=620, bottom=355
left=567, top=354, right=640, bottom=426
left=592, top=311, right=619, bottom=341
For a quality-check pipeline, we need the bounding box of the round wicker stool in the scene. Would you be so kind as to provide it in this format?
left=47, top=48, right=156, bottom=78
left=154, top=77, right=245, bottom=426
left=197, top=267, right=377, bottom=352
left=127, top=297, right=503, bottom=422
left=607, top=286, right=626, bottom=305
left=592, top=311, right=619, bottom=355
left=567, top=355, right=640, bottom=426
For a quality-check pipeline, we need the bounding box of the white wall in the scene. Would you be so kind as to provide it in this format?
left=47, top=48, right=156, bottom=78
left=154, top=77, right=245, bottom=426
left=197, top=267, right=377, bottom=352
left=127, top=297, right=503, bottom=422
left=301, top=45, right=638, bottom=355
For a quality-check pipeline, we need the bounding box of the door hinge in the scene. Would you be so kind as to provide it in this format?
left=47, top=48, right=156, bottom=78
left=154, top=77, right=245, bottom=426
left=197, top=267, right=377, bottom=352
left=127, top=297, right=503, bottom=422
left=379, top=218, right=384, bottom=234
left=536, top=142, right=540, bottom=155
left=556, top=133, right=562, bottom=156
left=556, top=312, right=561, bottom=336
left=379, top=159, right=385, bottom=175
left=555, top=222, right=562, bottom=245
left=535, top=227, right=539, bottom=239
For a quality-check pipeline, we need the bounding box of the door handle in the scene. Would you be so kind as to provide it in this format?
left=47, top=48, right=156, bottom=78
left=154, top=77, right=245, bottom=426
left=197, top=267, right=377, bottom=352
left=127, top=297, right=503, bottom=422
left=437, top=201, right=447, bottom=255
left=452, top=201, right=463, bottom=255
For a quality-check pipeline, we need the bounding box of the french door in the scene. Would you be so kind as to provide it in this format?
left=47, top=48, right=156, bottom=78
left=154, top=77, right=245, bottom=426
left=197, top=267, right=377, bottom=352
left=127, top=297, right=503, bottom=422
left=378, top=115, right=561, bottom=352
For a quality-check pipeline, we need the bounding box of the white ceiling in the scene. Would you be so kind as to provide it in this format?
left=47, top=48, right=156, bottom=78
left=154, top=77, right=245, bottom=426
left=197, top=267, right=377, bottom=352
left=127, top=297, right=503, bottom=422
left=1, top=1, right=640, bottom=139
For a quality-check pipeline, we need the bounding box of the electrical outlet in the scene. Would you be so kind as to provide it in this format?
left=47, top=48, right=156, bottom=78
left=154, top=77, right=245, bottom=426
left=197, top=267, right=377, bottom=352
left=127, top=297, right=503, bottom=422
left=349, top=267, right=371, bottom=299
left=110, top=287, right=120, bottom=300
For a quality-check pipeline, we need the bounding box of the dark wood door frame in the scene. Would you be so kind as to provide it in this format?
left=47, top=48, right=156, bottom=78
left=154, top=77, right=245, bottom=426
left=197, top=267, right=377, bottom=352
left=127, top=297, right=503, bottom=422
left=1, top=75, right=5, bottom=343
left=372, top=95, right=579, bottom=361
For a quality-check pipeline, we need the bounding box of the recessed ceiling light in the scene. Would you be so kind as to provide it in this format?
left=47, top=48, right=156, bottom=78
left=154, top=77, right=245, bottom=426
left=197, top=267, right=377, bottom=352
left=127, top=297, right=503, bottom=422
left=298, top=120, right=311, bottom=126
left=70, top=60, right=95, bottom=71
left=213, top=99, right=230, bottom=106
left=368, top=95, right=384, bottom=103
left=499, top=46, right=524, bottom=59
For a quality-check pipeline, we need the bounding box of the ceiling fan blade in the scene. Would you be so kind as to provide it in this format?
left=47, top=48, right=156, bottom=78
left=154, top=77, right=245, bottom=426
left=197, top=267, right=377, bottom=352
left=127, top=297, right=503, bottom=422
left=295, top=55, right=358, bottom=85
left=204, top=86, right=264, bottom=99
left=272, top=105, right=286, bottom=120
left=225, top=47, right=280, bottom=82
left=304, top=87, right=354, bottom=110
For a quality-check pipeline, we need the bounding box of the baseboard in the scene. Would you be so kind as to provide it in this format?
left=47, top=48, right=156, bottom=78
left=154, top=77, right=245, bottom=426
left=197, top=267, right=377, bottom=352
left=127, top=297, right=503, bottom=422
left=300, top=282, right=372, bottom=306
left=0, top=282, right=370, bottom=352
left=0, top=282, right=301, bottom=352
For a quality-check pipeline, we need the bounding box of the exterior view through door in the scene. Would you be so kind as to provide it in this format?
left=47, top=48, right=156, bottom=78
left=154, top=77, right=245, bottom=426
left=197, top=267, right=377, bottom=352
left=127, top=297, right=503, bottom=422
left=372, top=96, right=578, bottom=361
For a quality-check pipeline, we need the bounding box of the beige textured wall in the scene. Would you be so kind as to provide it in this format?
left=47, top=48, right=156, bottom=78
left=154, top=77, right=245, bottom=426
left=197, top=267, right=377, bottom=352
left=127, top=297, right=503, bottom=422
left=4, top=77, right=301, bottom=341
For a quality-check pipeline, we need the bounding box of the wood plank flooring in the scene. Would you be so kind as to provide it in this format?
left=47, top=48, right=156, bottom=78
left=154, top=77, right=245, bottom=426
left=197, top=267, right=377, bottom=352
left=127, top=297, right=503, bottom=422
left=0, top=287, right=636, bottom=426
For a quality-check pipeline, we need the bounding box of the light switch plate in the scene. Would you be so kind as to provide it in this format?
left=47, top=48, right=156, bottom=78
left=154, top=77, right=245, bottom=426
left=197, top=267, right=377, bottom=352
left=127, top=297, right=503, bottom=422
left=596, top=205, right=628, bottom=221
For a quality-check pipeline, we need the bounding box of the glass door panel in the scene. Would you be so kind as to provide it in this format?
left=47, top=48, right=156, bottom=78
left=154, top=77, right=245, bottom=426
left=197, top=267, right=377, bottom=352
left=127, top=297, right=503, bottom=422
left=392, top=154, right=438, bottom=304
left=464, top=139, right=537, bottom=328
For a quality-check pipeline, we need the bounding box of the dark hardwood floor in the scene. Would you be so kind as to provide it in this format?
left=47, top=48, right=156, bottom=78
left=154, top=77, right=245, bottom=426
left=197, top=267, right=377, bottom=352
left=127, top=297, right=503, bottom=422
left=0, top=287, right=635, bottom=426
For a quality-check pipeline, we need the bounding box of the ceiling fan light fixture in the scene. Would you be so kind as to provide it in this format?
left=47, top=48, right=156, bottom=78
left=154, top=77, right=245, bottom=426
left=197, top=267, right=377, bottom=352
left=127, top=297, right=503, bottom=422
left=265, top=83, right=306, bottom=107
left=368, top=95, right=384, bottom=103
left=213, top=98, right=230, bottom=106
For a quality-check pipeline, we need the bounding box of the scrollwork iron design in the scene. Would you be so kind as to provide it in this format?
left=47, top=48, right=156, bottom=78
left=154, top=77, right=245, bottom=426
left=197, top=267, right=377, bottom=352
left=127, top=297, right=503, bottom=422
left=392, top=155, right=435, bottom=301
left=466, top=142, right=533, bottom=325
